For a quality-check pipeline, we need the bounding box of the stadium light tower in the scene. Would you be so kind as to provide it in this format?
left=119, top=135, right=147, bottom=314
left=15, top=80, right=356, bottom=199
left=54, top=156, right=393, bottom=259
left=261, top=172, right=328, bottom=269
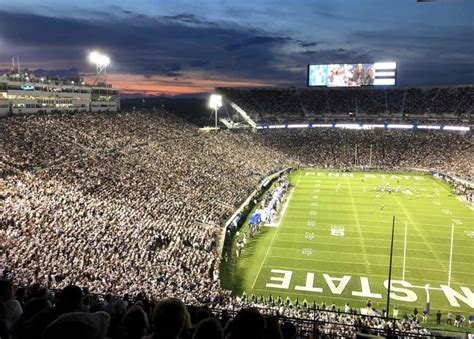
left=209, top=94, right=222, bottom=129
left=89, top=51, right=110, bottom=85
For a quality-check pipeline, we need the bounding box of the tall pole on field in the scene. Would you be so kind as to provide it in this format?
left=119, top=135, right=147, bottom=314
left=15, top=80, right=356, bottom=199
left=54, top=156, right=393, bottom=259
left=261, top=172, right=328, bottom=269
left=208, top=94, right=222, bottom=130
left=355, top=144, right=358, bottom=166
left=448, top=223, right=454, bottom=287
left=369, top=144, right=373, bottom=168
left=386, top=216, right=396, bottom=318
left=402, top=220, right=408, bottom=281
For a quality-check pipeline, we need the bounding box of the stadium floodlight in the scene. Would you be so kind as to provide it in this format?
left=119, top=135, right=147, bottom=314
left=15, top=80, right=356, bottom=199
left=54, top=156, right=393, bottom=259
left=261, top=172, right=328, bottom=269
left=209, top=94, right=222, bottom=110
left=89, top=51, right=110, bottom=68
left=89, top=51, right=110, bottom=84
left=209, top=94, right=223, bottom=129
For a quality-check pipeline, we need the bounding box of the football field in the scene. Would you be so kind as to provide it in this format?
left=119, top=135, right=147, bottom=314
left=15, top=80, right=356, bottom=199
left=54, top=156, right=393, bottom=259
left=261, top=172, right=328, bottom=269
left=222, top=169, right=474, bottom=327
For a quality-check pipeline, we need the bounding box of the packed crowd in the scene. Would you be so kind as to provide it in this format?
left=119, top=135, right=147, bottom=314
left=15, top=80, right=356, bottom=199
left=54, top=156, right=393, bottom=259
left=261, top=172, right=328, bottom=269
left=218, top=86, right=473, bottom=123
left=253, top=128, right=473, bottom=182
left=0, top=281, right=433, bottom=339
left=1, top=110, right=472, bottom=338
left=1, top=111, right=290, bottom=305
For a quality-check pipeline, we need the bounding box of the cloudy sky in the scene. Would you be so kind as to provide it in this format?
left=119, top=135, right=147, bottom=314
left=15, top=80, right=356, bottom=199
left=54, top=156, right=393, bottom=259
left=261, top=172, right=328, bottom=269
left=0, top=0, right=472, bottom=96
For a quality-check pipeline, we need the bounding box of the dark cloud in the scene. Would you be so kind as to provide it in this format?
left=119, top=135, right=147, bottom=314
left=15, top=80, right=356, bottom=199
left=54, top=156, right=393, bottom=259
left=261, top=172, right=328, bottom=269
left=140, top=63, right=183, bottom=77
left=296, top=40, right=323, bottom=48
left=299, top=48, right=373, bottom=64
left=163, top=13, right=216, bottom=26
left=0, top=7, right=472, bottom=88
left=0, top=9, right=302, bottom=82
left=189, top=60, right=210, bottom=68
left=350, top=25, right=474, bottom=86
left=224, top=35, right=292, bottom=51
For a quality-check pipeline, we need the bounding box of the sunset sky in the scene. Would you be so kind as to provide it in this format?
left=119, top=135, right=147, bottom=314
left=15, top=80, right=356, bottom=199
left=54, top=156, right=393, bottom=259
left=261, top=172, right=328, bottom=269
left=0, top=0, right=473, bottom=96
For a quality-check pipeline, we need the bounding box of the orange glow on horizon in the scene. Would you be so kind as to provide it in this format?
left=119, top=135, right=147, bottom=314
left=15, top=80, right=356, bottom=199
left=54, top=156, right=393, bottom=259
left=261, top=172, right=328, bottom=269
left=84, top=72, right=279, bottom=96
left=0, top=62, right=281, bottom=96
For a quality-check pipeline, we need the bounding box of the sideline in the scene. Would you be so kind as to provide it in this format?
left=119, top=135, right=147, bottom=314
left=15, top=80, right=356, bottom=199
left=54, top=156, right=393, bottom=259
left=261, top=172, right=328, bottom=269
left=251, top=174, right=302, bottom=289
left=217, top=168, right=292, bottom=257
left=264, top=187, right=294, bottom=228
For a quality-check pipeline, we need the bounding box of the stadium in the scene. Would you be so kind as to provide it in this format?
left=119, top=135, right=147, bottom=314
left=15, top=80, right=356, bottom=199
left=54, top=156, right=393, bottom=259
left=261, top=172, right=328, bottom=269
left=1, top=2, right=473, bottom=339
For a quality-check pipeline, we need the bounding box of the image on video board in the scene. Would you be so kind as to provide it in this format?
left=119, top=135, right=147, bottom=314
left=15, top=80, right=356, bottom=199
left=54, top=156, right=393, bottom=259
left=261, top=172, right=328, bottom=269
left=308, top=62, right=395, bottom=87
left=308, top=64, right=329, bottom=86
left=327, top=63, right=375, bottom=87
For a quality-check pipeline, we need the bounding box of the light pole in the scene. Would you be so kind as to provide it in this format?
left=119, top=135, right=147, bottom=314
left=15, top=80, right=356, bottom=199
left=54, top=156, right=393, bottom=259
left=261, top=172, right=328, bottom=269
left=386, top=216, right=396, bottom=319
left=88, top=51, right=110, bottom=85
left=209, top=94, right=222, bottom=130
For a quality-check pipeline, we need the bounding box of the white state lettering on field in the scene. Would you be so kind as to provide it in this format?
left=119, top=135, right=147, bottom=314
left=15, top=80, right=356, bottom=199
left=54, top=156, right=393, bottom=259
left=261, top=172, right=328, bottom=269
left=323, top=274, right=351, bottom=295
left=352, top=277, right=382, bottom=299
left=383, top=280, right=418, bottom=302
left=440, top=285, right=474, bottom=308
left=295, top=272, right=323, bottom=293
left=266, top=269, right=293, bottom=289
left=341, top=173, right=353, bottom=177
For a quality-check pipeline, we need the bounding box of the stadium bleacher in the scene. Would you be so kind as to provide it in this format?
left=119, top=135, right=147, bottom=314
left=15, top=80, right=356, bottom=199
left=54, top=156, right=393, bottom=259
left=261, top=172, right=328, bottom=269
left=1, top=108, right=472, bottom=338
left=217, top=86, right=473, bottom=124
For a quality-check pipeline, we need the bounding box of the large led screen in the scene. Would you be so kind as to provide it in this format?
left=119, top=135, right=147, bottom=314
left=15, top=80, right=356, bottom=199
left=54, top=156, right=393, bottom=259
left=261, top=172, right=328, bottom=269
left=308, top=62, right=396, bottom=87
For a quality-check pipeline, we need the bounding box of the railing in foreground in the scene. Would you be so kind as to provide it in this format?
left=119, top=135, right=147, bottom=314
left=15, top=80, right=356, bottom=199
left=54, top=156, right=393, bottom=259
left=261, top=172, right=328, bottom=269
left=208, top=305, right=438, bottom=338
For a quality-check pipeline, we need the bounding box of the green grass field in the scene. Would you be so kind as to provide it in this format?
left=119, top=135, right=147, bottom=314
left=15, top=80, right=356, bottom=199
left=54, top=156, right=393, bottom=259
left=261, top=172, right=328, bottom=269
left=221, top=169, right=474, bottom=331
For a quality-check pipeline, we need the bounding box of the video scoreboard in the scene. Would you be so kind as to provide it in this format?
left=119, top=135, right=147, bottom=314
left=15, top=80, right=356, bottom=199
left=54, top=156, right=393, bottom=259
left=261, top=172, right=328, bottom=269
left=308, top=62, right=397, bottom=87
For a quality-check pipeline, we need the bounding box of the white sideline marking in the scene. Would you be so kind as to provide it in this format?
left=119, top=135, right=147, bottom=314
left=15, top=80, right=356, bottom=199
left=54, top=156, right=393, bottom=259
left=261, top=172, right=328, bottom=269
left=264, top=187, right=294, bottom=228
left=252, top=187, right=295, bottom=289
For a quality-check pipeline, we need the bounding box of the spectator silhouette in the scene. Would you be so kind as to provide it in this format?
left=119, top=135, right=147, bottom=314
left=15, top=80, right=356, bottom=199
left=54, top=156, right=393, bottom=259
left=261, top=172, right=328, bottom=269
left=43, top=311, right=110, bottom=339
left=120, top=305, right=150, bottom=339
left=193, top=318, right=222, bottom=339
left=227, top=308, right=265, bottom=339
left=147, top=298, right=191, bottom=339
left=0, top=280, right=23, bottom=330
left=23, top=284, right=82, bottom=339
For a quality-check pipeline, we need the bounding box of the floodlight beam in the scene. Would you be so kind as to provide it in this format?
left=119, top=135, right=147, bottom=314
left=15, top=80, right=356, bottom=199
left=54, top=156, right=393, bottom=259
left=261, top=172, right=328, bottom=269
left=209, top=94, right=223, bottom=129
left=88, top=51, right=110, bottom=85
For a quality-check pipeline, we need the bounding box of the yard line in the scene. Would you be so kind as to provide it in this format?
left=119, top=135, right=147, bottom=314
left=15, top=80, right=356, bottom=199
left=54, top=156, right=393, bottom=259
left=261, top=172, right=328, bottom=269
left=268, top=250, right=470, bottom=264
left=285, top=209, right=473, bottom=218
left=345, top=176, right=372, bottom=274
left=272, top=242, right=474, bottom=253
left=274, top=237, right=474, bottom=250
left=278, top=228, right=473, bottom=241
left=283, top=220, right=472, bottom=229
left=266, top=255, right=474, bottom=274
left=392, top=195, right=455, bottom=284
